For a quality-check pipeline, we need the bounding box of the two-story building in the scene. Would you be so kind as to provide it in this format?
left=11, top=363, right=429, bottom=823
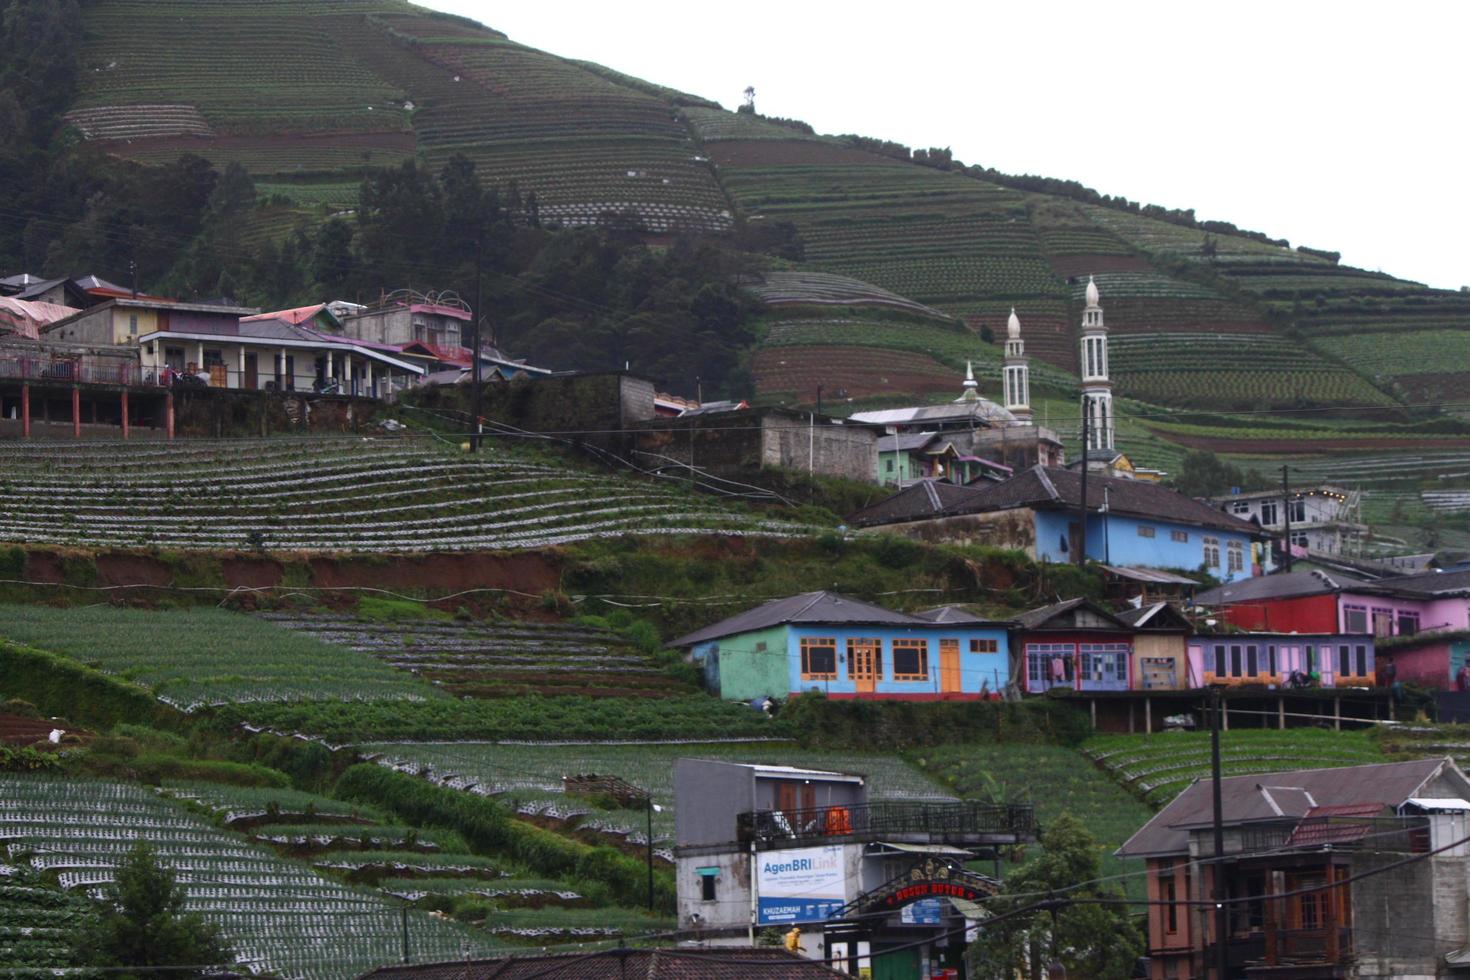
left=1187, top=632, right=1377, bottom=689
left=671, top=592, right=1012, bottom=702
left=1118, top=757, right=1470, bottom=980
left=876, top=432, right=1009, bottom=487
left=851, top=465, right=1271, bottom=583
left=1209, top=485, right=1367, bottom=558
left=45, top=296, right=259, bottom=348
left=336, top=289, right=472, bottom=349
left=674, top=758, right=1034, bottom=978
left=1014, top=598, right=1141, bottom=694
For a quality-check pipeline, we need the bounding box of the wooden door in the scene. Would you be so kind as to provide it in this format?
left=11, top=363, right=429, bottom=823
left=940, top=639, right=961, bottom=694
left=244, top=353, right=258, bottom=390
left=849, top=640, right=878, bottom=694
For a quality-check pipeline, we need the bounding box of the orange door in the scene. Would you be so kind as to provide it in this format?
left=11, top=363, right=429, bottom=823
left=849, top=640, right=878, bottom=694
left=940, top=639, right=962, bottom=693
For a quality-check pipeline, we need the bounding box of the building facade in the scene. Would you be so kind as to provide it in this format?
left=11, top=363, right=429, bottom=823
left=671, top=592, right=1011, bottom=702
left=1210, top=485, right=1367, bottom=557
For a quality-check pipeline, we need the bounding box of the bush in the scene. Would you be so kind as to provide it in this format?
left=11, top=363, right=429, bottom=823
left=0, top=640, right=169, bottom=731
left=781, top=695, right=1091, bottom=750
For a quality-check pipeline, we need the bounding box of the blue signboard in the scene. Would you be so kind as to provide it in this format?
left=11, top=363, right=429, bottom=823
left=900, top=897, right=944, bottom=925
left=755, top=845, right=846, bottom=926
left=757, top=896, right=845, bottom=925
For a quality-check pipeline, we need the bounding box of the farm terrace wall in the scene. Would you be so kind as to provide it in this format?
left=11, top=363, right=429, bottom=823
left=413, top=371, right=655, bottom=448
left=170, top=388, right=381, bottom=437
left=853, top=509, right=1038, bottom=554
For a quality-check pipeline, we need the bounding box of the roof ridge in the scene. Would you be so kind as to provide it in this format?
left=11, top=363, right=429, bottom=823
left=1034, top=465, right=1060, bottom=502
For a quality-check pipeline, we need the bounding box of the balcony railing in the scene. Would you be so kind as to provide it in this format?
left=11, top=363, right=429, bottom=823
left=738, top=800, right=1035, bottom=846
left=0, top=354, right=146, bottom=387
left=1238, top=815, right=1429, bottom=855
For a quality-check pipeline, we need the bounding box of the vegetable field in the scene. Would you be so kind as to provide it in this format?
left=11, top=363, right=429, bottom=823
left=0, top=606, right=435, bottom=712
left=0, top=775, right=498, bottom=979
left=357, top=741, right=952, bottom=844
left=0, top=435, right=814, bottom=553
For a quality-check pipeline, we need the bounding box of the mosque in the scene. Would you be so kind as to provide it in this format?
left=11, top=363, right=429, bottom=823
left=854, top=276, right=1155, bottom=485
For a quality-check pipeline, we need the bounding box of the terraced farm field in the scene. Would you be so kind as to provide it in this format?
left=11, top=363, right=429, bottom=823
left=0, top=775, right=496, bottom=979
left=357, top=741, right=952, bottom=846
left=753, top=344, right=966, bottom=403
left=0, top=435, right=813, bottom=552
left=746, top=270, right=951, bottom=319
left=0, top=864, right=95, bottom=973
left=1085, top=729, right=1384, bottom=807
left=0, top=606, right=436, bottom=712
left=258, top=613, right=699, bottom=699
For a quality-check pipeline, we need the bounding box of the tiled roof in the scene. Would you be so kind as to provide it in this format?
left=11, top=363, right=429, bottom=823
left=357, top=948, right=846, bottom=980
left=1115, top=602, right=1192, bottom=632
left=951, top=466, right=1267, bottom=537
left=670, top=591, right=925, bottom=647
left=1195, top=570, right=1358, bottom=606
left=1117, top=758, right=1455, bottom=858
left=846, top=479, right=988, bottom=527
left=877, top=431, right=939, bottom=453
left=914, top=605, right=999, bottom=625
left=1014, top=597, right=1130, bottom=631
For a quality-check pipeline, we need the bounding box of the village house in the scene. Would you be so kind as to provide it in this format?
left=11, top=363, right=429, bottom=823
left=1118, top=757, right=1470, bottom=980
left=669, top=591, right=1011, bottom=702
left=1013, top=598, right=1145, bottom=694
left=335, top=289, right=472, bottom=349
left=1, top=273, right=135, bottom=309
left=1209, top=484, right=1367, bottom=558
left=852, top=465, right=1270, bottom=583
left=1117, top=601, right=1194, bottom=691
left=45, top=295, right=259, bottom=348
left=673, top=758, right=1033, bottom=976
left=1187, top=631, right=1377, bottom=688
left=876, top=431, right=1010, bottom=487
left=135, top=303, right=425, bottom=396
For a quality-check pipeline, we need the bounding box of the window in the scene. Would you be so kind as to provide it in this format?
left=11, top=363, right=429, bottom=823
left=128, top=314, right=138, bottom=336
left=1159, top=861, right=1179, bottom=934
left=1213, top=644, right=1226, bottom=678
left=1372, top=608, right=1394, bottom=637
left=1230, top=644, right=1243, bottom=678
left=1137, top=525, right=1156, bottom=538
left=1231, top=501, right=1251, bottom=514
left=1226, top=540, right=1244, bottom=574
left=970, top=638, right=998, bottom=654
left=846, top=638, right=881, bottom=681
left=1203, top=537, right=1220, bottom=568
left=1259, top=501, right=1279, bottom=526
left=1304, top=645, right=1316, bottom=674
left=1356, top=645, right=1368, bottom=678
left=1171, top=530, right=1188, bottom=543
left=885, top=458, right=895, bottom=472
left=699, top=873, right=718, bottom=902
left=1397, top=611, right=1420, bottom=636
left=1246, top=645, right=1258, bottom=677
left=1338, top=645, right=1352, bottom=678
left=1289, top=499, right=1307, bottom=523
left=800, top=637, right=837, bottom=680
left=891, top=639, right=928, bottom=681
left=1267, top=645, right=1278, bottom=677
left=203, top=349, right=225, bottom=368
left=1343, top=605, right=1368, bottom=633
left=1291, top=531, right=1310, bottom=547
left=1026, top=643, right=1074, bottom=687
left=1080, top=644, right=1129, bottom=685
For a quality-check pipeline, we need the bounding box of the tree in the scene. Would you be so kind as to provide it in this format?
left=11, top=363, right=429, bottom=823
left=966, top=815, right=1142, bottom=980
left=73, top=842, right=231, bottom=980
left=1172, top=449, right=1245, bottom=499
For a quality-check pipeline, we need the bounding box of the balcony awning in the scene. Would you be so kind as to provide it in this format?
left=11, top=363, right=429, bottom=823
left=870, top=841, right=974, bottom=856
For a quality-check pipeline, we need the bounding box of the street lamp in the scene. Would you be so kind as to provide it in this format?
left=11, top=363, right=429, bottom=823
left=646, top=797, right=664, bottom=911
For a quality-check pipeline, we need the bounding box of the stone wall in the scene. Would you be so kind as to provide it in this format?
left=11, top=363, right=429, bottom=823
left=632, top=409, right=875, bottom=483
left=855, top=508, right=1037, bottom=553
left=410, top=372, right=654, bottom=449
left=1350, top=851, right=1467, bottom=978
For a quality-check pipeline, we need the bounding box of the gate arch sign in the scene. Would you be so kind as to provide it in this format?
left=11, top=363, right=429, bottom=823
left=848, top=857, right=1000, bottom=919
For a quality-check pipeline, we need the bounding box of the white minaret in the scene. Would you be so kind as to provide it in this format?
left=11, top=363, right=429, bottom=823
left=1003, top=307, right=1032, bottom=422
left=1079, top=276, right=1114, bottom=452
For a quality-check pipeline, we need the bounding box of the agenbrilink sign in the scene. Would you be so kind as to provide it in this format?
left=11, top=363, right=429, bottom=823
left=755, top=845, right=846, bottom=925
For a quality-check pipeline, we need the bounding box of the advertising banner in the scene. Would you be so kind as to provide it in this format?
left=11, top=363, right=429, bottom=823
left=755, top=845, right=846, bottom=925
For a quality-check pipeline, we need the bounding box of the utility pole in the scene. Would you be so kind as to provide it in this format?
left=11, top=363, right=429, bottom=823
left=1280, top=464, right=1292, bottom=572
left=401, top=904, right=410, bottom=964
left=646, top=795, right=655, bottom=912
left=470, top=239, right=484, bottom=452
left=1076, top=406, right=1090, bottom=566
left=1209, top=685, right=1228, bottom=980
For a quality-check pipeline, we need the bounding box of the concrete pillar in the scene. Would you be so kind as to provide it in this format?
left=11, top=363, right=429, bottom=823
left=71, top=386, right=80, bottom=438
left=121, top=389, right=129, bottom=440
left=1128, top=701, right=1135, bottom=734
left=1089, top=699, right=1097, bottom=730
left=1278, top=697, right=1285, bottom=730
left=1222, top=698, right=1229, bottom=731
left=20, top=383, right=29, bottom=438
left=280, top=348, right=288, bottom=390
left=366, top=359, right=375, bottom=397
left=1334, top=696, right=1341, bottom=731
left=194, top=342, right=205, bottom=373
left=1145, top=697, right=1152, bottom=734
left=344, top=353, right=353, bottom=396
left=165, top=391, right=175, bottom=440
left=237, top=346, right=246, bottom=390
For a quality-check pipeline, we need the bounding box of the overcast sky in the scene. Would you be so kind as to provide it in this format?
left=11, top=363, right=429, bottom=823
left=423, top=1, right=1466, bottom=290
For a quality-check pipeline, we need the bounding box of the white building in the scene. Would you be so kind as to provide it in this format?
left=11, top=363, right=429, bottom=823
left=1210, top=484, right=1367, bottom=556
left=1002, top=306, right=1031, bottom=422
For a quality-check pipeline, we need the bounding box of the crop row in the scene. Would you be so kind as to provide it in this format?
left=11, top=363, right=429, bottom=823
left=745, top=271, right=949, bottom=318
left=0, top=775, right=494, bottom=980
left=1312, top=330, right=1470, bottom=380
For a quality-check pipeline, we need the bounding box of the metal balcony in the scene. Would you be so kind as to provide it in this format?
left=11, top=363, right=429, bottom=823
left=737, top=800, right=1035, bottom=848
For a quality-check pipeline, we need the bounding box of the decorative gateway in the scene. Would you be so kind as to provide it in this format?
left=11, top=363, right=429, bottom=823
left=844, top=857, right=1000, bottom=920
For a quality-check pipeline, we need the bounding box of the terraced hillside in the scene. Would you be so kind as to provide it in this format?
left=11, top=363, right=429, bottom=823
left=258, top=613, right=701, bottom=699
left=0, top=775, right=497, bottom=979
left=0, top=435, right=812, bottom=553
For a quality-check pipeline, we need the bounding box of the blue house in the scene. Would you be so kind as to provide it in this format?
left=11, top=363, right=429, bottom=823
left=669, top=591, right=1012, bottom=703
left=951, top=466, right=1269, bottom=583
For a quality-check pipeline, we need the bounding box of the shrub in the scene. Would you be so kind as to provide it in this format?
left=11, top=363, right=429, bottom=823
left=0, top=640, right=168, bottom=731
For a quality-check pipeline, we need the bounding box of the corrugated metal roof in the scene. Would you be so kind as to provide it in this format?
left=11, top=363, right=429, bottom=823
left=1099, top=564, right=1200, bottom=586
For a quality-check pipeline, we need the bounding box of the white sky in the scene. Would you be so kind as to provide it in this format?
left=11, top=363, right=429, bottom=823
left=423, top=1, right=1467, bottom=290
